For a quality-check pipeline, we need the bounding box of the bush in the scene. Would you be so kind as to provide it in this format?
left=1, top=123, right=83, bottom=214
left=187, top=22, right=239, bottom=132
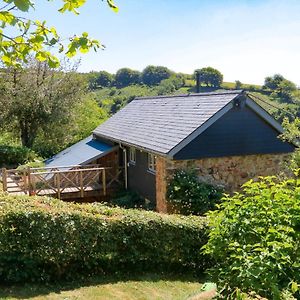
left=110, top=191, right=155, bottom=210
left=0, top=193, right=209, bottom=283
left=167, top=169, right=223, bottom=215
left=203, top=176, right=300, bottom=299
left=0, top=145, right=37, bottom=167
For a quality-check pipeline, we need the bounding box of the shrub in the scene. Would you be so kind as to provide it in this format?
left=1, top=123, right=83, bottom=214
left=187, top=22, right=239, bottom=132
left=167, top=169, right=223, bottom=215
left=0, top=145, right=37, bottom=167
left=110, top=191, right=155, bottom=210
left=203, top=176, right=300, bottom=299
left=0, top=193, right=209, bottom=283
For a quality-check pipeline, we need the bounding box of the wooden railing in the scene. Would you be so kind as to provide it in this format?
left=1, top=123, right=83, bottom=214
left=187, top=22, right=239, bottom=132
left=1, top=164, right=123, bottom=199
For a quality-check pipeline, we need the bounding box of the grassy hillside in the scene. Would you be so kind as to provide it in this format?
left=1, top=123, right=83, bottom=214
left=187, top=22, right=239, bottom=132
left=90, top=80, right=300, bottom=126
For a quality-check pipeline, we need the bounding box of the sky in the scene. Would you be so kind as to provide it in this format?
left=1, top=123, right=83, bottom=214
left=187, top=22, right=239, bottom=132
left=30, top=0, right=300, bottom=85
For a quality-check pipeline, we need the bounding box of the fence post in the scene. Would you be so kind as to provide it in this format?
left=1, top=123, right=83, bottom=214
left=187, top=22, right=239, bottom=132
left=2, top=168, right=7, bottom=192
left=22, top=169, right=27, bottom=194
left=56, top=172, right=61, bottom=199
left=80, top=170, right=84, bottom=198
left=102, top=169, right=106, bottom=196
left=27, top=167, right=32, bottom=196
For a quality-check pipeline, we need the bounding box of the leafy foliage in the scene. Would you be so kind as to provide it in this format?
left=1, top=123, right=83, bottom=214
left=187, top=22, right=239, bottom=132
left=0, top=193, right=209, bottom=283
left=0, top=0, right=118, bottom=68
left=235, top=80, right=242, bottom=89
left=194, top=67, right=223, bottom=88
left=157, top=75, right=185, bottom=95
left=110, top=191, right=156, bottom=210
left=115, top=68, right=141, bottom=88
left=88, top=71, right=115, bottom=89
left=93, top=85, right=159, bottom=115
left=0, top=59, right=86, bottom=149
left=167, top=169, right=223, bottom=215
left=280, top=118, right=300, bottom=170
left=0, top=145, right=37, bottom=167
left=31, top=94, right=108, bottom=158
left=263, top=74, right=297, bottom=103
left=141, top=65, right=173, bottom=86
left=203, top=176, right=300, bottom=299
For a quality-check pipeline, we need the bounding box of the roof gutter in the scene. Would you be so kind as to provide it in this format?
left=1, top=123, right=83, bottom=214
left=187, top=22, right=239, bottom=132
left=93, top=133, right=169, bottom=158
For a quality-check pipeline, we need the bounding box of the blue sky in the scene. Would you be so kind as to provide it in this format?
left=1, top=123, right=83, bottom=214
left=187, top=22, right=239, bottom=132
left=31, top=0, right=300, bottom=85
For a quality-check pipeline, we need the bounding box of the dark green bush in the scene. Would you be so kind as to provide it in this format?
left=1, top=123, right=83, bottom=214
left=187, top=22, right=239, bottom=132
left=0, top=193, right=209, bottom=283
left=0, top=145, right=37, bottom=167
left=110, top=191, right=155, bottom=210
left=167, top=169, right=223, bottom=215
left=203, top=176, right=300, bottom=299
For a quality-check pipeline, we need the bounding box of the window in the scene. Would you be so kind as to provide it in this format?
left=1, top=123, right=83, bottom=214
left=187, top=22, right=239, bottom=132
left=129, top=147, right=136, bottom=164
left=148, top=153, right=156, bottom=173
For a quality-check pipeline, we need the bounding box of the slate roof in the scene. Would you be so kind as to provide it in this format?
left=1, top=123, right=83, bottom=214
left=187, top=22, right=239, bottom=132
left=93, top=90, right=242, bottom=155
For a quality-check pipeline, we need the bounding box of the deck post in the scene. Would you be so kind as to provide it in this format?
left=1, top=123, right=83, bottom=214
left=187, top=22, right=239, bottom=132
left=102, top=169, right=106, bottom=196
left=56, top=173, right=61, bottom=199
left=27, top=167, right=32, bottom=196
left=79, top=170, right=84, bottom=198
left=1, top=168, right=7, bottom=192
left=22, top=170, right=27, bottom=194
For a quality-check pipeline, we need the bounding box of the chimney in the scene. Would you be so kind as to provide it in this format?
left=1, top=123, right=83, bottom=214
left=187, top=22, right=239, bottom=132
left=195, top=71, right=200, bottom=93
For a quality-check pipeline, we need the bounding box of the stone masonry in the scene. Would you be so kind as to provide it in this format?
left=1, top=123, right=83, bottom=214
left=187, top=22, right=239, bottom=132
left=156, top=153, right=291, bottom=213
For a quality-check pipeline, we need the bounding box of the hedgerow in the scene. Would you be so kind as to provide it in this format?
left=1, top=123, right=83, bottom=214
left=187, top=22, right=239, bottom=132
left=0, top=193, right=209, bottom=283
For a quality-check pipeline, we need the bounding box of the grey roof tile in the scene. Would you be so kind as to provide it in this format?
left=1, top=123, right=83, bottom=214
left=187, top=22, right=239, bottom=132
left=93, top=91, right=241, bottom=154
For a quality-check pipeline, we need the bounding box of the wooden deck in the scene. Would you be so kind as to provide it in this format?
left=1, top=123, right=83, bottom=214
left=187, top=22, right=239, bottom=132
left=1, top=165, right=123, bottom=200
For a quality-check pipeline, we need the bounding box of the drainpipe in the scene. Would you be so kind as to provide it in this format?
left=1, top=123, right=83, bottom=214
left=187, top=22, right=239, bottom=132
left=119, top=143, right=128, bottom=190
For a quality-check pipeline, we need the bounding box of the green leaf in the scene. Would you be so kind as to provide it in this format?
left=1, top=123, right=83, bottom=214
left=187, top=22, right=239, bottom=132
left=13, top=0, right=32, bottom=12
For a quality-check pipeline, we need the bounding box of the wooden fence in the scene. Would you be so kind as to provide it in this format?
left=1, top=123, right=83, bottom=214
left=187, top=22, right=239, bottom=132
left=1, top=164, right=123, bottom=199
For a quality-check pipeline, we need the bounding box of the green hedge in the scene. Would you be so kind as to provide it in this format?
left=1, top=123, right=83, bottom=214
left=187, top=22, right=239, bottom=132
left=0, top=193, right=209, bottom=283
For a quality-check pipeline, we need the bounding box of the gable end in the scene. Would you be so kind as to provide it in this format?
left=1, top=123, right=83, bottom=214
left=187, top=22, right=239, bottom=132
left=172, top=102, right=295, bottom=160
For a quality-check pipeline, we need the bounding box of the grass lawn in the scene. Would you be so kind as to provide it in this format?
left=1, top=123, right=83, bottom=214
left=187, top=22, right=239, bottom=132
left=0, top=274, right=209, bottom=300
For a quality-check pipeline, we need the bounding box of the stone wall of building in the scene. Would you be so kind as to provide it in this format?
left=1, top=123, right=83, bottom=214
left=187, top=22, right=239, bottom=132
left=156, top=156, right=168, bottom=213
left=155, top=153, right=291, bottom=213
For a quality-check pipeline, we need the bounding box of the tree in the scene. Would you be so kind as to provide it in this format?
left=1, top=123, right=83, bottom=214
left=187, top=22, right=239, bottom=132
left=156, top=75, right=184, bottom=95
left=263, top=74, right=285, bottom=90
left=96, top=71, right=114, bottom=87
left=141, top=65, right=173, bottom=86
left=115, top=68, right=141, bottom=88
left=235, top=80, right=242, bottom=89
left=88, top=71, right=114, bottom=89
left=0, top=0, right=118, bottom=68
left=194, top=67, right=223, bottom=88
left=34, top=95, right=108, bottom=157
left=0, top=59, right=86, bottom=148
left=263, top=74, right=297, bottom=102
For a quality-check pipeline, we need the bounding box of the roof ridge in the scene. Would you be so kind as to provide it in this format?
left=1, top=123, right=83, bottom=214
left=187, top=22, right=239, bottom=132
left=134, top=90, right=243, bottom=100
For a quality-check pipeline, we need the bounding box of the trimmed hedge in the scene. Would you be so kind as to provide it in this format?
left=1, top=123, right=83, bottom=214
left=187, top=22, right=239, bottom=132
left=0, top=193, right=209, bottom=283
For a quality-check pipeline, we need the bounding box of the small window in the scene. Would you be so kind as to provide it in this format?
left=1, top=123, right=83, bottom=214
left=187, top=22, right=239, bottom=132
left=129, top=147, right=136, bottom=164
left=148, top=153, right=156, bottom=173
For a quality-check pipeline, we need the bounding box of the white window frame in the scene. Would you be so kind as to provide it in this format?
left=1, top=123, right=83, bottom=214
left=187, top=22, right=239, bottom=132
left=148, top=153, right=156, bottom=174
left=129, top=147, right=136, bottom=164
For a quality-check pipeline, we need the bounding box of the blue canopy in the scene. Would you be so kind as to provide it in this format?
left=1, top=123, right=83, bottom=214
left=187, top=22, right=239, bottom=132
left=45, top=135, right=116, bottom=168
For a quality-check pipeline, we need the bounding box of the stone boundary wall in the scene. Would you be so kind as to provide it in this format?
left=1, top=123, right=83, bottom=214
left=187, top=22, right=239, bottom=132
left=156, top=153, right=291, bottom=213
